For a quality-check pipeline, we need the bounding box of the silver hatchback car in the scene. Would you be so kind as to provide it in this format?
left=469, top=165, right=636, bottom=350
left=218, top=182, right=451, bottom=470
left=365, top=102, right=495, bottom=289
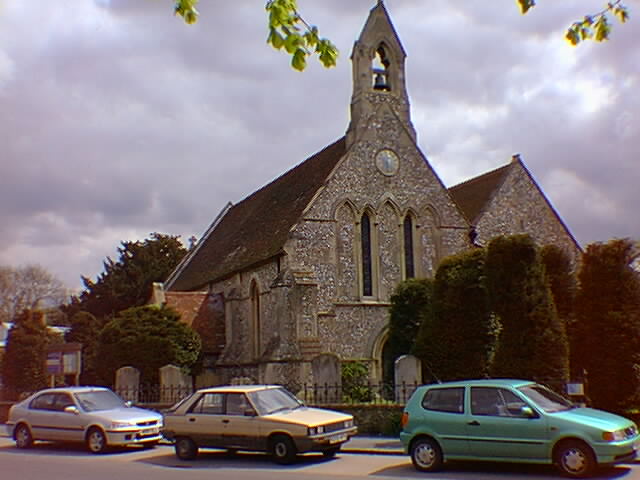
left=7, top=386, right=163, bottom=453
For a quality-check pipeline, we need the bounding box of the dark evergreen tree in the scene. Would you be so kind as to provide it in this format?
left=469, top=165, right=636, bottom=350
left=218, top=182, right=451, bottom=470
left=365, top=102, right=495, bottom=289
left=574, top=238, right=640, bottom=411
left=387, top=277, right=434, bottom=386
left=65, top=311, right=105, bottom=385
left=413, top=249, right=497, bottom=381
left=486, top=235, right=569, bottom=384
left=1, top=310, right=50, bottom=398
left=96, top=305, right=201, bottom=385
left=70, top=233, right=187, bottom=319
left=540, top=244, right=578, bottom=376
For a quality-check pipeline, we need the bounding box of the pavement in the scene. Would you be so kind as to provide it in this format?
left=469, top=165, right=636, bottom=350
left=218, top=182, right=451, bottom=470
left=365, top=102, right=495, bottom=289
left=341, top=435, right=404, bottom=455
left=0, top=423, right=403, bottom=455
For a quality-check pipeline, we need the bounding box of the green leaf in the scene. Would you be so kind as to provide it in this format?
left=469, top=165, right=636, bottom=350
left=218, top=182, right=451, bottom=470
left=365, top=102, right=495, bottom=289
left=292, top=48, right=307, bottom=71
left=565, top=27, right=581, bottom=46
left=614, top=6, right=629, bottom=23
left=516, top=0, right=536, bottom=15
left=594, top=16, right=611, bottom=41
left=267, top=29, right=285, bottom=50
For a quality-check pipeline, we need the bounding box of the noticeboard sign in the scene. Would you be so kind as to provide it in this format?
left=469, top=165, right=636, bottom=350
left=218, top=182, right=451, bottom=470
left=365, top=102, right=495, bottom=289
left=46, top=351, right=63, bottom=375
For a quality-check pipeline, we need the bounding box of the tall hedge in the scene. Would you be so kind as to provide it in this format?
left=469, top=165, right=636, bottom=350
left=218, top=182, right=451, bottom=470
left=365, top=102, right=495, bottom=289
left=387, top=278, right=434, bottom=384
left=486, top=235, right=569, bottom=383
left=574, top=239, right=640, bottom=411
left=540, top=244, right=578, bottom=377
left=413, top=249, right=497, bottom=381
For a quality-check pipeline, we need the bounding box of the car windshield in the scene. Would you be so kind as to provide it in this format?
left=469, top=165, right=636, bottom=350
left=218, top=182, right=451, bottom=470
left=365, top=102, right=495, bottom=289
left=518, top=384, right=574, bottom=413
left=248, top=387, right=303, bottom=416
left=74, top=390, right=126, bottom=412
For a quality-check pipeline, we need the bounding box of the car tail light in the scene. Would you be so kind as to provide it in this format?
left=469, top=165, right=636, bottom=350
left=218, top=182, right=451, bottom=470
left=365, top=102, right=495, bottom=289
left=401, top=412, right=409, bottom=428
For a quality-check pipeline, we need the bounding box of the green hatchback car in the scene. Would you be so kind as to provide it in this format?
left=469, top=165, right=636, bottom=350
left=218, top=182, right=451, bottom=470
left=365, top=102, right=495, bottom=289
left=400, top=379, right=639, bottom=477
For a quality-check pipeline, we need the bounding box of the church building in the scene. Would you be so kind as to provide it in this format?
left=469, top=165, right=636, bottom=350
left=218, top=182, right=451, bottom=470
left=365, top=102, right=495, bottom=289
left=161, top=2, right=580, bottom=388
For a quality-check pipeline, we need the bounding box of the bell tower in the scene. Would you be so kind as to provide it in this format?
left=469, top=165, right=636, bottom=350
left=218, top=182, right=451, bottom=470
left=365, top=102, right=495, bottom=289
left=346, top=1, right=416, bottom=149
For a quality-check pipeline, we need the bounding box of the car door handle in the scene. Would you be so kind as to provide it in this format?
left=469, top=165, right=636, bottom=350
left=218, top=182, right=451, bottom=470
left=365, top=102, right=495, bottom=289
left=467, top=420, right=480, bottom=426
left=189, top=418, right=196, bottom=422
left=222, top=419, right=230, bottom=424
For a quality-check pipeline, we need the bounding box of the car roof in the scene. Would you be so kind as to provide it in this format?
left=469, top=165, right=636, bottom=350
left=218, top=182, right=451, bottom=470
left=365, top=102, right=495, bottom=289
left=195, top=385, right=284, bottom=394
left=31, top=386, right=112, bottom=395
left=423, top=379, right=535, bottom=389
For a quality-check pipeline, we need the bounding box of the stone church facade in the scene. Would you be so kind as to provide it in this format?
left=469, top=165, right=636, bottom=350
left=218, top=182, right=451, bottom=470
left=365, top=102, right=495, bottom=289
left=162, top=2, right=581, bottom=388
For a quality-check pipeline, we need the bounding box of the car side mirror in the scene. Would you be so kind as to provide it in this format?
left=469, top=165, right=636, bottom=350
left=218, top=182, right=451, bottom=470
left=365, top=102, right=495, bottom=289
left=244, top=408, right=256, bottom=417
left=521, top=406, right=536, bottom=418
left=64, top=406, right=80, bottom=415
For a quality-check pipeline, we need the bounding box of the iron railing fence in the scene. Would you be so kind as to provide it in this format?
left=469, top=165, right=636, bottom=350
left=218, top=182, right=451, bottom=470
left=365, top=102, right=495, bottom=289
left=114, top=384, right=194, bottom=405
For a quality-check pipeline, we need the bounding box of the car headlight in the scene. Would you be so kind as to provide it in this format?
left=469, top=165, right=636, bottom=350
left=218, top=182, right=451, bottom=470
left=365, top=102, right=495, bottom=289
left=308, top=427, right=317, bottom=436
left=344, top=419, right=354, bottom=428
left=111, top=421, right=135, bottom=429
left=603, top=430, right=626, bottom=442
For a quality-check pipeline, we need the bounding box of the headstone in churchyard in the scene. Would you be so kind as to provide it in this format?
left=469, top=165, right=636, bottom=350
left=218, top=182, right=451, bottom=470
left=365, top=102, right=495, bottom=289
left=159, top=364, right=192, bottom=404
left=394, top=354, right=421, bottom=403
left=115, top=366, right=140, bottom=403
left=311, top=353, right=341, bottom=403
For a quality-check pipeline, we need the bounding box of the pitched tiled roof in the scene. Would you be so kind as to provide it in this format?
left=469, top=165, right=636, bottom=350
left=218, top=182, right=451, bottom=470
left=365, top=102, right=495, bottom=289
left=448, top=163, right=513, bottom=224
left=168, top=137, right=347, bottom=291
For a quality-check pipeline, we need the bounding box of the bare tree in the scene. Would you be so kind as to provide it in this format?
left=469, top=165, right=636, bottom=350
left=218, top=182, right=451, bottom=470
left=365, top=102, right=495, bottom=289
left=0, top=264, right=67, bottom=324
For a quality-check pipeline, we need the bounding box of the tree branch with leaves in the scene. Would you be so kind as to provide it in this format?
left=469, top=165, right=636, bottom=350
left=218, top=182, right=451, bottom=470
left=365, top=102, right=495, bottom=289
left=173, top=1, right=631, bottom=71
left=517, top=0, right=630, bottom=45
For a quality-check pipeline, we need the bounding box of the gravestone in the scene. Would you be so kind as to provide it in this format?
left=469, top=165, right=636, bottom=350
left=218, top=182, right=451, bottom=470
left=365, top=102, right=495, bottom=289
left=311, top=353, right=341, bottom=403
left=394, top=354, right=421, bottom=403
left=160, top=364, right=192, bottom=404
left=115, top=366, right=140, bottom=403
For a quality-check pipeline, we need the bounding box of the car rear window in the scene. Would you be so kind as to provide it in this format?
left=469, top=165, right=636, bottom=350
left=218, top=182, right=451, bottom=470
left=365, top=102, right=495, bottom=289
left=421, top=387, right=464, bottom=414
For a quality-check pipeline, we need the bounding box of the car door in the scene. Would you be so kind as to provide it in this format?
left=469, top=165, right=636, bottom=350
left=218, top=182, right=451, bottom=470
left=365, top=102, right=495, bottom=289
left=220, top=393, right=260, bottom=450
left=466, top=386, right=549, bottom=460
left=180, top=392, right=226, bottom=447
left=420, top=387, right=469, bottom=457
left=26, top=393, right=64, bottom=441
left=45, top=393, right=86, bottom=442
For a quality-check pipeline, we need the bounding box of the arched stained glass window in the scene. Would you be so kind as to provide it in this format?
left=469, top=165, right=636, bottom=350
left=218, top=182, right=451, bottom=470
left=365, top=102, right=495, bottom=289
left=361, top=213, right=373, bottom=296
left=403, top=215, right=415, bottom=279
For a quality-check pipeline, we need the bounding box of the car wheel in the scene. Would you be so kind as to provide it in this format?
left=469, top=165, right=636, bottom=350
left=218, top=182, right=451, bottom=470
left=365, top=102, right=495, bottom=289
left=15, top=424, right=33, bottom=449
left=270, top=435, right=297, bottom=465
left=555, top=440, right=596, bottom=478
left=174, top=437, right=198, bottom=460
left=322, top=446, right=341, bottom=459
left=86, top=427, right=108, bottom=454
left=410, top=437, right=443, bottom=472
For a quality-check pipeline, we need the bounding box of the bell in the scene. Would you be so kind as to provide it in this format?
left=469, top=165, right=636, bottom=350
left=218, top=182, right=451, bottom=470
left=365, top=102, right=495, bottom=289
left=373, top=72, right=390, bottom=91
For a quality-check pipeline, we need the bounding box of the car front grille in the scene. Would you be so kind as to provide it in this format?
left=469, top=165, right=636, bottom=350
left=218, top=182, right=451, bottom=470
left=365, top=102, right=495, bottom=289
left=323, top=421, right=349, bottom=434
left=136, top=420, right=159, bottom=427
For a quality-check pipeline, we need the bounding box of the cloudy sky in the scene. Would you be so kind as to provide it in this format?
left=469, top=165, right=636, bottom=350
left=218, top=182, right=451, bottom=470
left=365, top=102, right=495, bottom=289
left=0, top=0, right=638, bottom=291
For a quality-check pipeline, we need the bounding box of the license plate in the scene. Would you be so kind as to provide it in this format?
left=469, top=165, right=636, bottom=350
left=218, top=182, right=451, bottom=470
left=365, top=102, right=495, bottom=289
left=329, top=433, right=347, bottom=444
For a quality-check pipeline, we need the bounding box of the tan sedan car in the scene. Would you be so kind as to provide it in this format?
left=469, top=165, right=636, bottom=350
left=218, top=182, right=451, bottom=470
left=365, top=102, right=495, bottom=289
left=162, top=385, right=357, bottom=464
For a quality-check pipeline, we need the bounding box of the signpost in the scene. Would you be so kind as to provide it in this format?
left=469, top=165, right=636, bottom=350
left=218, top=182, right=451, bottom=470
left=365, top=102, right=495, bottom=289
left=46, top=343, right=82, bottom=387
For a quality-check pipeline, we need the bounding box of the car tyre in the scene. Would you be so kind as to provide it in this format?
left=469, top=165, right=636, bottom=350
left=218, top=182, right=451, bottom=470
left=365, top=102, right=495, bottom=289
left=15, top=424, right=33, bottom=449
left=86, top=427, right=108, bottom=454
left=411, top=437, right=443, bottom=472
left=175, top=437, right=198, bottom=460
left=555, top=440, right=596, bottom=478
left=322, top=446, right=341, bottom=459
left=270, top=435, right=297, bottom=465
